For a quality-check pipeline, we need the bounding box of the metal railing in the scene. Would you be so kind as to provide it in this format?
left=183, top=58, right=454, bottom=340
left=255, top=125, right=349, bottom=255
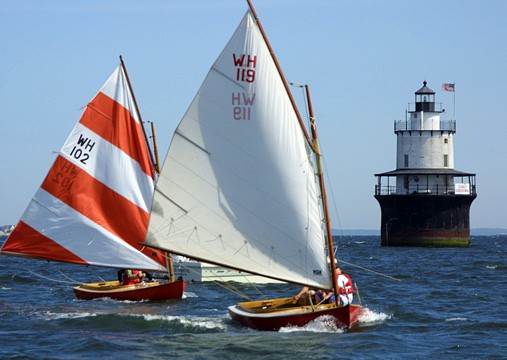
left=375, top=184, right=476, bottom=196
left=394, top=119, right=456, bottom=132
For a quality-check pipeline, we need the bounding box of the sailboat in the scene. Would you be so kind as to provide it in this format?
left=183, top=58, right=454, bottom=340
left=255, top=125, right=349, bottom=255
left=1, top=57, right=186, bottom=301
left=172, top=256, right=282, bottom=283
left=142, top=0, right=362, bottom=330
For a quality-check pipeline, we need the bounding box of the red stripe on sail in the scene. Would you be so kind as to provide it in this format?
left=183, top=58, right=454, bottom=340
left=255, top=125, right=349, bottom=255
left=2, top=221, right=88, bottom=264
left=80, top=92, right=155, bottom=180
left=40, top=155, right=165, bottom=267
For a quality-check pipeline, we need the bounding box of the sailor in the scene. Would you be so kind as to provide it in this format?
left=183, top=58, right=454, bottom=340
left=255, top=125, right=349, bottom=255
left=334, top=267, right=354, bottom=305
left=122, top=269, right=146, bottom=285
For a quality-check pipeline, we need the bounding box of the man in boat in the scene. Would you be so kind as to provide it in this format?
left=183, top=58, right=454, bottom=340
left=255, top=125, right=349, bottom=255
left=121, top=269, right=147, bottom=285
left=294, top=287, right=331, bottom=304
left=334, top=267, right=354, bottom=305
left=293, top=268, right=355, bottom=305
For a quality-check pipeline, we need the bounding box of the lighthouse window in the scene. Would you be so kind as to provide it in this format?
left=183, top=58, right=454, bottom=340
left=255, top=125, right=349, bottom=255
left=404, top=154, right=409, bottom=167
left=444, top=154, right=448, bottom=167
left=444, top=138, right=448, bottom=144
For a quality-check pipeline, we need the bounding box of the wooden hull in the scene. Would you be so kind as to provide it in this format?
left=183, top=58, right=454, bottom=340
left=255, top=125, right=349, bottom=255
left=72, top=280, right=186, bottom=301
left=228, top=297, right=362, bottom=331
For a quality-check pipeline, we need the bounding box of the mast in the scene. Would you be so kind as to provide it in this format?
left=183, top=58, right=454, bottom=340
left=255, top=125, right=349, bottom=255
left=246, top=0, right=317, bottom=154
left=150, top=122, right=175, bottom=282
left=150, top=122, right=161, bottom=174
left=119, top=56, right=157, bottom=172
left=304, top=85, right=340, bottom=298
left=119, top=56, right=175, bottom=279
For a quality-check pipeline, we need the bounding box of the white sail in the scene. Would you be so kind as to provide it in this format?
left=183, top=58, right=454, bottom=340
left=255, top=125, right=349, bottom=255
left=145, top=11, right=331, bottom=288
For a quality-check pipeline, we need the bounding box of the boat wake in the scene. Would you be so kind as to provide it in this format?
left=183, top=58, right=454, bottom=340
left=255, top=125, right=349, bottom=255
left=37, top=309, right=228, bottom=331
left=279, top=315, right=346, bottom=333
left=357, top=307, right=390, bottom=325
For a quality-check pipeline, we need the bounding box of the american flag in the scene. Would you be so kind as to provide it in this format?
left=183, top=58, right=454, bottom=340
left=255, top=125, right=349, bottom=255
left=442, top=83, right=455, bottom=92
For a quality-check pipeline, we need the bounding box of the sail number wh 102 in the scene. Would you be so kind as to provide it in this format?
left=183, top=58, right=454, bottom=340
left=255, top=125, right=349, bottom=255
left=68, top=133, right=96, bottom=165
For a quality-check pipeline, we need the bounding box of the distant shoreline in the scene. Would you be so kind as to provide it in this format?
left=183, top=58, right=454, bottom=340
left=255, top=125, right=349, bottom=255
left=1, top=225, right=506, bottom=237
left=332, top=228, right=507, bottom=236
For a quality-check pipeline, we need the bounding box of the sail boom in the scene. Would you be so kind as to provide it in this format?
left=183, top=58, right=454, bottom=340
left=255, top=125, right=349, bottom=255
left=140, top=242, right=332, bottom=290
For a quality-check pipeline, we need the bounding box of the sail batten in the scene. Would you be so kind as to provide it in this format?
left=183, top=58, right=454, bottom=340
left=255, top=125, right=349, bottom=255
left=145, top=11, right=331, bottom=289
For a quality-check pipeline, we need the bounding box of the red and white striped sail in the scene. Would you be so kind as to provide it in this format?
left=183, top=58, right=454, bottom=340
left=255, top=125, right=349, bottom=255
left=1, top=65, right=167, bottom=272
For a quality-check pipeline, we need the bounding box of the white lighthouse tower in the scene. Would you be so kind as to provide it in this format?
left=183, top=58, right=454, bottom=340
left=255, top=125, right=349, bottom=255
left=374, top=81, right=477, bottom=246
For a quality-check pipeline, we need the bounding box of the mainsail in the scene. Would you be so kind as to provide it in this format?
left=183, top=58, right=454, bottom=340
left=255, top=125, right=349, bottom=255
left=2, top=65, right=167, bottom=272
left=145, top=11, right=332, bottom=289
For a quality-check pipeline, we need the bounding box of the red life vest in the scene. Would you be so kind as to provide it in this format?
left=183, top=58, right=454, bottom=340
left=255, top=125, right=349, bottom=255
left=338, top=274, right=354, bottom=294
left=122, top=270, right=142, bottom=285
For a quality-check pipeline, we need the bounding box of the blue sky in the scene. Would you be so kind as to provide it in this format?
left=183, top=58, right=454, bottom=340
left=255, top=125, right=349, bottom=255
left=1, top=0, right=506, bottom=230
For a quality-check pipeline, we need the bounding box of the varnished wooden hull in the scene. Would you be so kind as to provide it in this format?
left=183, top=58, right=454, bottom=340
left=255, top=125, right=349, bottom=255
left=72, top=280, right=186, bottom=301
left=228, top=297, right=362, bottom=331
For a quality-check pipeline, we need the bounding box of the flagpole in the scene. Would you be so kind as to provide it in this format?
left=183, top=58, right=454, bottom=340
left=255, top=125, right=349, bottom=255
left=453, top=82, right=456, bottom=120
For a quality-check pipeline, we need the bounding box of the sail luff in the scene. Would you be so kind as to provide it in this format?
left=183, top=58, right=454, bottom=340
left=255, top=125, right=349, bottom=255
left=246, top=0, right=316, bottom=153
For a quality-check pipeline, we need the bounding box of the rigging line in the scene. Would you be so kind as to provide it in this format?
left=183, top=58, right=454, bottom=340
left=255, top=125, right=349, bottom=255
left=28, top=271, right=82, bottom=285
left=335, top=258, right=401, bottom=282
left=322, top=156, right=344, bottom=236
left=57, top=270, right=84, bottom=284
left=88, top=268, right=106, bottom=282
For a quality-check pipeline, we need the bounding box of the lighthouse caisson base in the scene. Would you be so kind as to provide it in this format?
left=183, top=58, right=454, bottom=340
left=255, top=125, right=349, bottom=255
left=375, top=194, right=476, bottom=247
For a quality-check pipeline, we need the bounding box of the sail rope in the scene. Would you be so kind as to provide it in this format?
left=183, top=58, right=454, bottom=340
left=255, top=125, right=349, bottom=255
left=335, top=258, right=401, bottom=281
left=322, top=156, right=344, bottom=236
left=289, top=82, right=345, bottom=236
left=288, top=83, right=399, bottom=283
left=28, top=270, right=82, bottom=285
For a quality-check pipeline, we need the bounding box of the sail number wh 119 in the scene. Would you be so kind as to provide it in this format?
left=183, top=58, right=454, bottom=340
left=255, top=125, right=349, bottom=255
left=232, top=53, right=256, bottom=120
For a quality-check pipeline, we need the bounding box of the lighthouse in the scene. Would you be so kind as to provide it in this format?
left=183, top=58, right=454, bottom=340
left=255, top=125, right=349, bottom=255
left=374, top=81, right=477, bottom=246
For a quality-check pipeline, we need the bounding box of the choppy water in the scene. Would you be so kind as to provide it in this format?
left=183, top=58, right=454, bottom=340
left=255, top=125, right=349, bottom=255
left=0, top=235, right=505, bottom=359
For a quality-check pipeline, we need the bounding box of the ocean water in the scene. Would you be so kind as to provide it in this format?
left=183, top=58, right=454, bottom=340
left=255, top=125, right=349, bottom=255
left=0, top=235, right=505, bottom=359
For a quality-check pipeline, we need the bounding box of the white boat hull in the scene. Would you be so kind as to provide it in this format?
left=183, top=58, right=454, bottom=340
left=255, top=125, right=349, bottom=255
left=173, top=261, right=281, bottom=283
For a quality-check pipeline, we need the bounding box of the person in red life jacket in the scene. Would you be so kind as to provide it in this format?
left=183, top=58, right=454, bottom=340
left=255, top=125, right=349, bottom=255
left=334, top=267, right=354, bottom=305
left=122, top=269, right=146, bottom=285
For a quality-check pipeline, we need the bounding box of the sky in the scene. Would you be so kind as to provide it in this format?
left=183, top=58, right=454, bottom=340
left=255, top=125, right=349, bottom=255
left=1, top=0, right=506, bottom=231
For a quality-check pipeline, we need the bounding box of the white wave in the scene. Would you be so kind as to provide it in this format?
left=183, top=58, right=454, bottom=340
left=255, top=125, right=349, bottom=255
left=445, top=317, right=468, bottom=322
left=183, top=291, right=198, bottom=298
left=1, top=286, right=11, bottom=290
left=358, top=307, right=390, bottom=324
left=137, top=313, right=227, bottom=331
left=279, top=315, right=346, bottom=333
left=486, top=266, right=497, bottom=269
left=40, top=311, right=97, bottom=320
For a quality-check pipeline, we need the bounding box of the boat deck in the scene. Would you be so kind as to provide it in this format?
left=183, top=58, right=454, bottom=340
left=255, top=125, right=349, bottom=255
left=236, top=297, right=336, bottom=314
left=77, top=280, right=160, bottom=292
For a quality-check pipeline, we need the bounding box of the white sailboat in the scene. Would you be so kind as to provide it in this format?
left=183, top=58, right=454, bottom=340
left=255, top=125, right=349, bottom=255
left=143, top=0, right=362, bottom=329
left=172, top=256, right=282, bottom=283
left=1, top=58, right=185, bottom=301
